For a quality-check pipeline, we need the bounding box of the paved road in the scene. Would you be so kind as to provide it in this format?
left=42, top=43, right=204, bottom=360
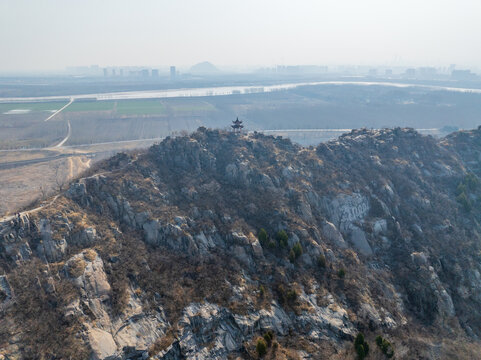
left=44, top=97, right=73, bottom=122
left=54, top=118, right=71, bottom=148
left=0, top=152, right=99, bottom=170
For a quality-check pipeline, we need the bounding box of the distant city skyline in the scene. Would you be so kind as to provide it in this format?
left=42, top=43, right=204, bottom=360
left=1, top=0, right=481, bottom=73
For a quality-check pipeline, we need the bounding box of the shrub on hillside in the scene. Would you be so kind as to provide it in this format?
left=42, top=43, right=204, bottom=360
left=317, top=254, right=326, bottom=268
left=258, top=228, right=268, bottom=247
left=375, top=335, right=394, bottom=358
left=263, top=330, right=274, bottom=346
left=354, top=333, right=369, bottom=360
left=259, top=285, right=265, bottom=298
left=292, top=242, right=303, bottom=257
left=276, top=230, right=289, bottom=248
left=256, top=338, right=267, bottom=357
left=289, top=242, right=303, bottom=263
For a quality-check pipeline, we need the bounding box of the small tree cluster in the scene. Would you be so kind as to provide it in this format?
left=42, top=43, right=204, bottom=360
left=317, top=254, right=327, bottom=268
left=263, top=330, right=274, bottom=347
left=256, top=330, right=275, bottom=358
left=259, top=284, right=266, bottom=298
left=455, top=173, right=480, bottom=212
left=258, top=228, right=276, bottom=249
left=354, top=333, right=369, bottom=360
left=256, top=338, right=267, bottom=357
left=277, top=284, right=298, bottom=306
left=258, top=228, right=268, bottom=246
left=276, top=230, right=289, bottom=248
left=375, top=335, right=394, bottom=358
left=338, top=268, right=346, bottom=279
left=258, top=228, right=289, bottom=249
left=289, top=242, right=303, bottom=263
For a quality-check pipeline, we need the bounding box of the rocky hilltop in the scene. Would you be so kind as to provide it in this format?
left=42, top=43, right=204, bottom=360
left=2, top=126, right=481, bottom=359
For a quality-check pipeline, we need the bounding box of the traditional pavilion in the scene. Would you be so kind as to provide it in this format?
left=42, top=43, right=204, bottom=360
left=231, top=117, right=244, bottom=133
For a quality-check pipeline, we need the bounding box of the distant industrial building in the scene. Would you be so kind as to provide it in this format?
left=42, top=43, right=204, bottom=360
left=452, top=69, right=476, bottom=80
left=141, top=69, right=149, bottom=77
left=368, top=69, right=377, bottom=76
left=103, top=68, right=108, bottom=77
left=405, top=68, right=416, bottom=77
left=152, top=69, right=159, bottom=77
left=119, top=69, right=124, bottom=76
left=385, top=69, right=393, bottom=76
left=170, top=66, right=176, bottom=80
left=112, top=69, right=116, bottom=76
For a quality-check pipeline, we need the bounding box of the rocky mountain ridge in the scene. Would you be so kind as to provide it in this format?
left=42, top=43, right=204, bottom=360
left=2, top=126, right=481, bottom=359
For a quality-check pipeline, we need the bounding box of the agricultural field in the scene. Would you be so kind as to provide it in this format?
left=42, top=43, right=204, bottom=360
left=65, top=100, right=115, bottom=112
left=3, top=82, right=481, bottom=151
left=116, top=99, right=165, bottom=115
left=0, top=101, right=67, bottom=114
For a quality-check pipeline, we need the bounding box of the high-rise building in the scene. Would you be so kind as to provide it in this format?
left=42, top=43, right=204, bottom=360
left=170, top=66, right=176, bottom=80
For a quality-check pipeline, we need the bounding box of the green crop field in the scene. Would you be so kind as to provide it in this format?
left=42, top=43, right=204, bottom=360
left=65, top=99, right=165, bottom=115
left=115, top=99, right=165, bottom=115
left=66, top=101, right=116, bottom=112
left=0, top=101, right=68, bottom=113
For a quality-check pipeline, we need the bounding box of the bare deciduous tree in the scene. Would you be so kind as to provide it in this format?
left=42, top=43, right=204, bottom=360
left=53, top=162, right=66, bottom=192
left=39, top=185, right=49, bottom=200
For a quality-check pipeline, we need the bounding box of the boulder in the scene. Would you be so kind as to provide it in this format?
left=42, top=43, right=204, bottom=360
left=321, top=221, right=347, bottom=248
left=350, top=227, right=373, bottom=256
left=86, top=324, right=117, bottom=360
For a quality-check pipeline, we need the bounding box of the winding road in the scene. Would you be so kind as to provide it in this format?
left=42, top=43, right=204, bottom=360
left=54, top=118, right=71, bottom=148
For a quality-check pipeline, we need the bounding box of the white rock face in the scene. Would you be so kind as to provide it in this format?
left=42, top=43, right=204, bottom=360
left=159, top=286, right=355, bottom=359
left=350, top=226, right=373, bottom=256
left=373, top=219, right=388, bottom=235
left=324, top=193, right=370, bottom=232
left=86, top=325, right=117, bottom=360
left=113, top=295, right=167, bottom=351
left=37, top=219, right=67, bottom=262
left=64, top=251, right=168, bottom=358
left=427, top=266, right=456, bottom=317
left=321, top=221, right=347, bottom=248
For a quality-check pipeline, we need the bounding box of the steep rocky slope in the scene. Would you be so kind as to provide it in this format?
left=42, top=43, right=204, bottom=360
left=2, top=126, right=481, bottom=359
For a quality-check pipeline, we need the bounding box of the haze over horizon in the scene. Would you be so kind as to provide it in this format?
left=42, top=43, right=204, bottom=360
left=1, top=0, right=481, bottom=73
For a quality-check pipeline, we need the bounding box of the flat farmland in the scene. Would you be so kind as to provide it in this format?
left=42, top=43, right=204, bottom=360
left=60, top=98, right=218, bottom=145
left=0, top=108, right=68, bottom=149
left=0, top=101, right=67, bottom=114
left=4, top=83, right=481, bottom=151
left=116, top=99, right=165, bottom=115
left=65, top=100, right=115, bottom=112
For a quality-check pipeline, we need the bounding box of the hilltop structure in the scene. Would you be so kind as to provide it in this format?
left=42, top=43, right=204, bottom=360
left=231, top=117, right=244, bottom=133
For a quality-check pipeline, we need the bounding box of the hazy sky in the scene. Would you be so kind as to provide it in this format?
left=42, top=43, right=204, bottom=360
left=1, top=0, right=481, bottom=72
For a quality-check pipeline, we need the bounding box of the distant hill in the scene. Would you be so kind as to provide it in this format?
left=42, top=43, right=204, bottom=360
left=190, top=61, right=219, bottom=74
